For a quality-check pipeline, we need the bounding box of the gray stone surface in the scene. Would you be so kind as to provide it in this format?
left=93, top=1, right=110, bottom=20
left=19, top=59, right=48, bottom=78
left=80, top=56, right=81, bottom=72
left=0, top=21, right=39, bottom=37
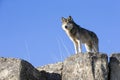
left=62, top=53, right=108, bottom=80
left=0, top=53, right=110, bottom=80
left=37, top=62, right=62, bottom=80
left=109, top=53, right=120, bottom=80
left=0, top=57, right=43, bottom=80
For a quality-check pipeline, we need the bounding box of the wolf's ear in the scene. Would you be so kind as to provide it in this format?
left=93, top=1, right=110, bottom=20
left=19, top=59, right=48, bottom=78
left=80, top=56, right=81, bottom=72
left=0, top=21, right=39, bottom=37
left=61, top=17, right=67, bottom=22
left=68, top=16, right=73, bottom=21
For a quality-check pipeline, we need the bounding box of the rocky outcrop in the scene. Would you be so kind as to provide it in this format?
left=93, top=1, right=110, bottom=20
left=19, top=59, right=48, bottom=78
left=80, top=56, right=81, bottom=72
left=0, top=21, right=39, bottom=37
left=109, top=53, right=120, bottom=80
left=0, top=57, right=44, bottom=80
left=62, top=53, right=108, bottom=80
left=1, top=53, right=120, bottom=80
left=37, top=53, right=109, bottom=80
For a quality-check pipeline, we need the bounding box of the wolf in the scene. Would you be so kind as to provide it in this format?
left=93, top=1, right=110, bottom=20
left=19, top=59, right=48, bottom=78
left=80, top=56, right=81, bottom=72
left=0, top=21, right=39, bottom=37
left=61, top=16, right=99, bottom=54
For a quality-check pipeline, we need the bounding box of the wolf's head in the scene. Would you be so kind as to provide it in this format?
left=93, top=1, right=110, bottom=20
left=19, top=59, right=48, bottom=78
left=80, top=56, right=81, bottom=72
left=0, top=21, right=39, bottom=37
left=61, top=16, right=74, bottom=31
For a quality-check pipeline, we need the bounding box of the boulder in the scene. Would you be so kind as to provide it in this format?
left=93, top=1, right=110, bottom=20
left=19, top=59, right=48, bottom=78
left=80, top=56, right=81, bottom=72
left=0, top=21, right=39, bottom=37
left=0, top=57, right=43, bottom=80
left=109, top=53, right=120, bottom=80
left=62, top=53, right=108, bottom=80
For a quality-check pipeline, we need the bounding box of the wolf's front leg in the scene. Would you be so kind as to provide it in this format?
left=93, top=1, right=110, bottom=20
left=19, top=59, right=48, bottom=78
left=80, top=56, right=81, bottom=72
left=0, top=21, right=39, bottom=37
left=78, top=40, right=82, bottom=53
left=73, top=40, right=79, bottom=54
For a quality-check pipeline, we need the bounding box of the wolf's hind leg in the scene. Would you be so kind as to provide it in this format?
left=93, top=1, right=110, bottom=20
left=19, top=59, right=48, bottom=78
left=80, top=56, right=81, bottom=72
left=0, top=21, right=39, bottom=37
left=92, top=43, right=99, bottom=53
left=85, top=43, right=92, bottom=52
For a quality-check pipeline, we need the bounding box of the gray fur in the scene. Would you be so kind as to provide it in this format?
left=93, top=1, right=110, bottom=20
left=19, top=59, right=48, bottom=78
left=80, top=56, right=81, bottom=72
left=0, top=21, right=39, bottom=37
left=61, top=16, right=99, bottom=54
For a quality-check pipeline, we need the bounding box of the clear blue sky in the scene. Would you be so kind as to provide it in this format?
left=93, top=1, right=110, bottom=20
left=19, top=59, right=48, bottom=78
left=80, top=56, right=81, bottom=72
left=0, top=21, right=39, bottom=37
left=0, top=0, right=120, bottom=67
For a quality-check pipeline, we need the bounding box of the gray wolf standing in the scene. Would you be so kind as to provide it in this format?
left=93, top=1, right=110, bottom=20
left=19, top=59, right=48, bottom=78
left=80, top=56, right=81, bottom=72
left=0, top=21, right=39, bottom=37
left=61, top=16, right=99, bottom=54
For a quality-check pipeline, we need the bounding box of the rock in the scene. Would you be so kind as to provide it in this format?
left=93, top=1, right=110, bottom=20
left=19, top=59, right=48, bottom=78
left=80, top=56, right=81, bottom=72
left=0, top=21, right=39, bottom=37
left=0, top=57, right=44, bottom=80
left=37, top=62, right=62, bottom=80
left=62, top=53, right=108, bottom=80
left=0, top=53, right=110, bottom=80
left=109, top=53, right=120, bottom=80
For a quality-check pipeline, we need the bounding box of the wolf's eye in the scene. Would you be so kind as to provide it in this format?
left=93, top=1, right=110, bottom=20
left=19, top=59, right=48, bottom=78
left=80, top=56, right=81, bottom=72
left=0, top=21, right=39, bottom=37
left=65, top=26, right=67, bottom=29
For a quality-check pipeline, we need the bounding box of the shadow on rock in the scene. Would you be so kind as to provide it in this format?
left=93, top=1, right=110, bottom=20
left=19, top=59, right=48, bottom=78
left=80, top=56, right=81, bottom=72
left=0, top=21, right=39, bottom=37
left=40, top=70, right=61, bottom=80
